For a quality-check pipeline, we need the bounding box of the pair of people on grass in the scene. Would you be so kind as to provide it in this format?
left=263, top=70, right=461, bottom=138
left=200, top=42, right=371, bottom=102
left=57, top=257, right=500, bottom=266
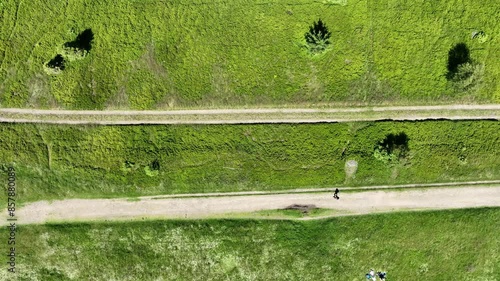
left=366, top=269, right=386, bottom=280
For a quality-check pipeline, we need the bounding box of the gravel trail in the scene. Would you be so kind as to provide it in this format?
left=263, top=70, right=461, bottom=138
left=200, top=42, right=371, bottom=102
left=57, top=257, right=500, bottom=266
left=7, top=185, right=500, bottom=224
left=0, top=104, right=498, bottom=124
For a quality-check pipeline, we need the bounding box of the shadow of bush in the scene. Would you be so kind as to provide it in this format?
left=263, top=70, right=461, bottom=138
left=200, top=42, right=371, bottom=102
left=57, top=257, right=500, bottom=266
left=446, top=43, right=471, bottom=80
left=46, top=54, right=66, bottom=70
left=64, top=29, right=94, bottom=52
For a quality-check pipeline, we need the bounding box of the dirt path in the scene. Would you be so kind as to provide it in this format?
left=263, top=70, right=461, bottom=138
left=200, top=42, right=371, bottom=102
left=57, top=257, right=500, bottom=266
left=0, top=104, right=498, bottom=124
left=7, top=185, right=500, bottom=225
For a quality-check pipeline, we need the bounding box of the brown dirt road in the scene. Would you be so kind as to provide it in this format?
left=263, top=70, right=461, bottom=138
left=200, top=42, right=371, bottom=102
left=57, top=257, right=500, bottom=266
left=0, top=104, right=498, bottom=124
left=7, top=185, right=500, bottom=225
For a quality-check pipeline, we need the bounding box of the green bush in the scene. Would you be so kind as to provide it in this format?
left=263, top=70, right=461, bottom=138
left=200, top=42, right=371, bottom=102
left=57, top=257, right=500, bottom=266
left=451, top=62, right=484, bottom=92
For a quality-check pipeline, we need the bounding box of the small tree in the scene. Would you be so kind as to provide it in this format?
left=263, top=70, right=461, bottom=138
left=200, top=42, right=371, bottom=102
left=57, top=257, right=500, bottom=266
left=305, top=19, right=332, bottom=54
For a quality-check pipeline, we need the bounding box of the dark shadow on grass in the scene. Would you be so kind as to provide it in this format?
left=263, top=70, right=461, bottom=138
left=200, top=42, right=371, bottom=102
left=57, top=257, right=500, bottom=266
left=447, top=43, right=470, bottom=80
left=377, top=132, right=409, bottom=158
left=64, top=28, right=94, bottom=52
left=46, top=54, right=66, bottom=70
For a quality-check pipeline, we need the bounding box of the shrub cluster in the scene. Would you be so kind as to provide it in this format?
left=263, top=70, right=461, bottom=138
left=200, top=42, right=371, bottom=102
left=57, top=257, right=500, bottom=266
left=373, top=132, right=409, bottom=164
left=446, top=43, right=483, bottom=92
left=45, top=29, right=94, bottom=74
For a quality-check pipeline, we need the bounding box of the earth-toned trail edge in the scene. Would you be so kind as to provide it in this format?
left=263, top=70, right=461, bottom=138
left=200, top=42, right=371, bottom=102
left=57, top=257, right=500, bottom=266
left=0, top=104, right=499, bottom=124
left=7, top=185, right=500, bottom=225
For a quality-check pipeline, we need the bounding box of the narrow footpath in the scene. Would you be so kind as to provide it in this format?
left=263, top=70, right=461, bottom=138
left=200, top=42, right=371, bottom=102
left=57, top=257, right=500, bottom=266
left=7, top=185, right=500, bottom=225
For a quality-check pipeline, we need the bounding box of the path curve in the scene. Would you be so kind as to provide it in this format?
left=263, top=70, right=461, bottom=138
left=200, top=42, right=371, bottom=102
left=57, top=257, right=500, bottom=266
left=0, top=104, right=499, bottom=124
left=7, top=185, right=500, bottom=225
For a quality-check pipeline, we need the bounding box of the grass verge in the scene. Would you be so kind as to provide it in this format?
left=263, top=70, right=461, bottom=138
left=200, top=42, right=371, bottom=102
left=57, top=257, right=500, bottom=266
left=0, top=120, right=498, bottom=203
left=0, top=208, right=498, bottom=280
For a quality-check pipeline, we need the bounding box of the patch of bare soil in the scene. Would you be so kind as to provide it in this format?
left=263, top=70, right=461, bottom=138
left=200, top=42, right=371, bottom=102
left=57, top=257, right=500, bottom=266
left=283, top=204, right=318, bottom=214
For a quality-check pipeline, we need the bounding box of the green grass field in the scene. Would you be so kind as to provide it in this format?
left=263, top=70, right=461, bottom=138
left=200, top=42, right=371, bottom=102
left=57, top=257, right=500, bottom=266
left=1, top=0, right=500, bottom=109
left=1, top=208, right=498, bottom=280
left=0, top=120, right=498, bottom=203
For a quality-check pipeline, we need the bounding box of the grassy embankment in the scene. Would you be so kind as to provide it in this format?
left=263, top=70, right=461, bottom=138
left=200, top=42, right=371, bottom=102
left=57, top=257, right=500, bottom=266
left=1, top=0, right=500, bottom=109
left=0, top=208, right=498, bottom=280
left=0, top=120, right=498, bottom=203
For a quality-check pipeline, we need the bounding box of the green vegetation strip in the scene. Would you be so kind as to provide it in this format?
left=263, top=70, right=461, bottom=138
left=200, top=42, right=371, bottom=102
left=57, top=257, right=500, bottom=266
left=0, top=105, right=498, bottom=124
left=0, top=120, right=498, bottom=203
left=1, top=0, right=500, bottom=109
left=1, top=208, right=499, bottom=280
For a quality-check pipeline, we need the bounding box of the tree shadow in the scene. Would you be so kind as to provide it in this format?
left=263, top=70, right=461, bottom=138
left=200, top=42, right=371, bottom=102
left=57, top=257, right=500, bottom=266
left=64, top=28, right=94, bottom=52
left=46, top=54, right=66, bottom=70
left=305, top=19, right=331, bottom=44
left=447, top=43, right=471, bottom=80
left=378, top=132, right=409, bottom=156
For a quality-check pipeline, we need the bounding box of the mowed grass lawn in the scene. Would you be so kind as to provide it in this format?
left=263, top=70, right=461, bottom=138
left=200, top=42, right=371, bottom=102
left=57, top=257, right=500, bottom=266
left=0, top=120, right=498, bottom=203
left=1, top=0, right=500, bottom=109
left=0, top=208, right=499, bottom=280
